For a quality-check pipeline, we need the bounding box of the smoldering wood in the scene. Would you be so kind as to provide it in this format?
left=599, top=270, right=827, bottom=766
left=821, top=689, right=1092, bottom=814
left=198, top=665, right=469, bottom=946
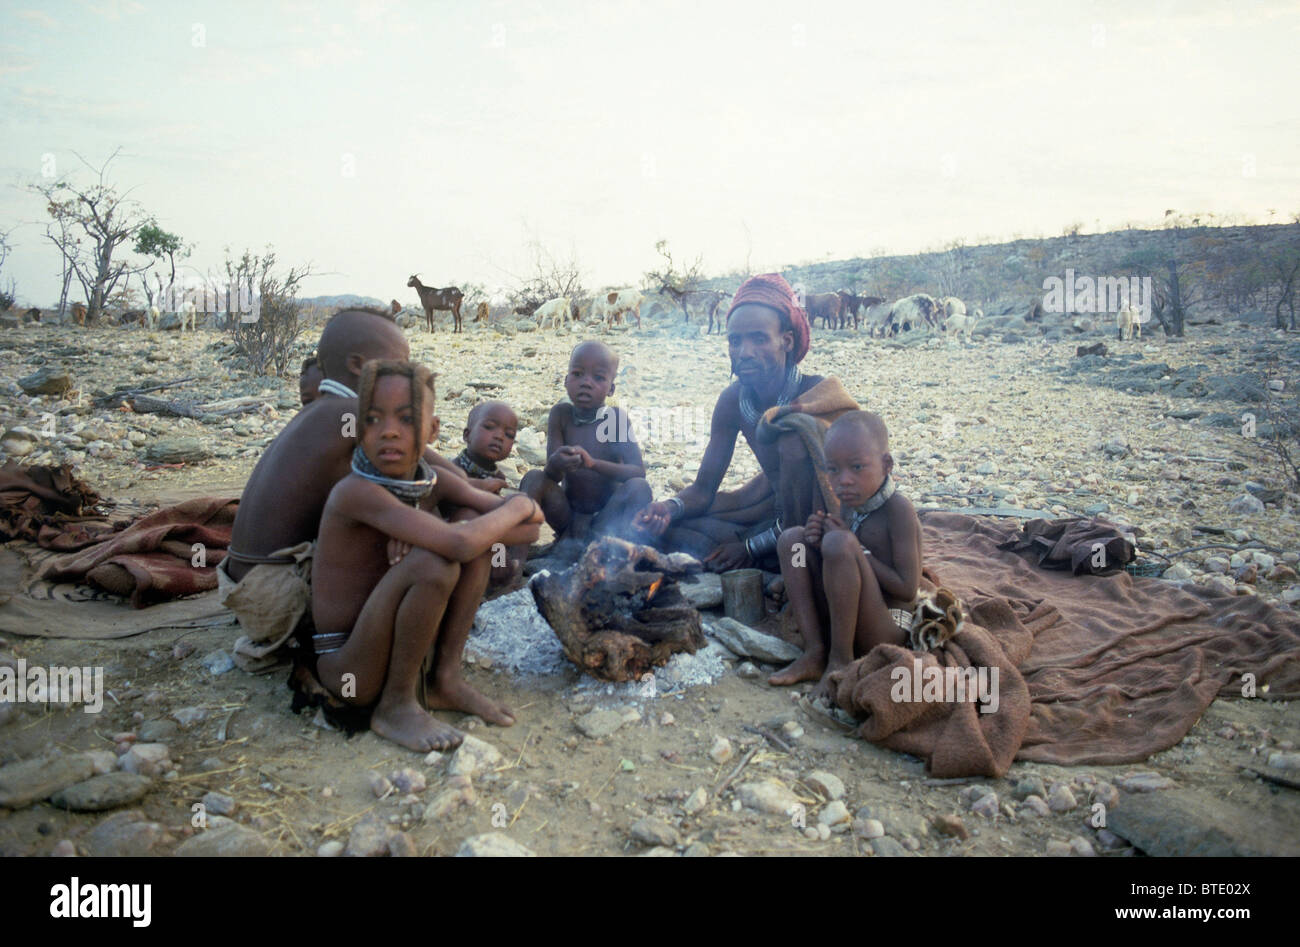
left=531, top=536, right=707, bottom=682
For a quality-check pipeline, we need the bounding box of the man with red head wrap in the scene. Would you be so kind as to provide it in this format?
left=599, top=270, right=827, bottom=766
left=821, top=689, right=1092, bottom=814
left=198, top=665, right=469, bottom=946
left=634, top=274, right=836, bottom=572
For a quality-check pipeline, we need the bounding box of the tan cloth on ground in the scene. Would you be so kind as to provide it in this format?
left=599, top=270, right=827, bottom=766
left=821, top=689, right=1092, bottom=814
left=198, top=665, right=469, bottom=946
left=754, top=376, right=860, bottom=518
left=217, top=541, right=313, bottom=673
left=826, top=511, right=1300, bottom=777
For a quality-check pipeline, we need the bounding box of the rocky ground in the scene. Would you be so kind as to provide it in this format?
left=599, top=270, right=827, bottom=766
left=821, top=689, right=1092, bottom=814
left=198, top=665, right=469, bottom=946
left=1, top=305, right=1298, bottom=857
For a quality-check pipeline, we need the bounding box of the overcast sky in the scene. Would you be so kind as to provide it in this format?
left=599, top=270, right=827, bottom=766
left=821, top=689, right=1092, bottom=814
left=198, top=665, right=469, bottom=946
left=1, top=0, right=1297, bottom=307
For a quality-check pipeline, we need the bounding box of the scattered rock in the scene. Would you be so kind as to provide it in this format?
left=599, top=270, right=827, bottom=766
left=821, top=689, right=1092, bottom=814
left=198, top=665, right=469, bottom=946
left=0, top=753, right=96, bottom=808
left=176, top=818, right=271, bottom=856
left=804, top=771, right=846, bottom=801
left=853, top=818, right=884, bottom=839
left=390, top=768, right=427, bottom=794
left=84, top=810, right=171, bottom=856
left=575, top=709, right=627, bottom=740
left=870, top=836, right=909, bottom=857
left=1267, top=751, right=1300, bottom=773
left=51, top=839, right=77, bottom=857
left=629, top=817, right=680, bottom=848
left=706, top=617, right=801, bottom=663
left=1020, top=795, right=1051, bottom=818
left=679, top=573, right=723, bottom=608
left=708, top=736, right=734, bottom=764
left=138, top=718, right=179, bottom=742
left=119, top=743, right=171, bottom=778
left=1119, top=772, right=1175, bottom=793
left=345, top=814, right=392, bottom=857
left=1091, top=782, right=1119, bottom=808
left=50, top=772, right=152, bottom=812
left=1048, top=785, right=1078, bottom=813
left=455, top=832, right=536, bottom=857
left=1227, top=493, right=1265, bottom=515
left=171, top=706, right=207, bottom=728
left=933, top=814, right=969, bottom=839
left=201, top=791, right=237, bottom=816
left=1045, top=839, right=1073, bottom=856
left=971, top=793, right=1000, bottom=819
left=736, top=780, right=800, bottom=817
left=200, top=650, right=235, bottom=675
left=447, top=735, right=503, bottom=778
left=683, top=787, right=708, bottom=816
left=818, top=800, right=851, bottom=826
left=18, top=366, right=72, bottom=396
left=682, top=841, right=710, bottom=857
left=1013, top=775, right=1046, bottom=800
left=317, top=840, right=345, bottom=857
left=387, top=831, right=417, bottom=857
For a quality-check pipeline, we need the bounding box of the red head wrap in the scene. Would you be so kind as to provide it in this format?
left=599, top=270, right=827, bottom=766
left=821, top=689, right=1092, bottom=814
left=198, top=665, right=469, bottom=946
left=725, top=273, right=811, bottom=364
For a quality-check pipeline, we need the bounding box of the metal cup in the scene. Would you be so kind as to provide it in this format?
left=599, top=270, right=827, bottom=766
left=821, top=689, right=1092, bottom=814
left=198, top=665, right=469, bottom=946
left=721, top=568, right=765, bottom=626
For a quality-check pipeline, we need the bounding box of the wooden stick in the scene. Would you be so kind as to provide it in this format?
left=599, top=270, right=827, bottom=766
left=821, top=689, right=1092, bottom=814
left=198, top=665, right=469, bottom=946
left=715, top=745, right=759, bottom=796
left=743, top=724, right=794, bottom=755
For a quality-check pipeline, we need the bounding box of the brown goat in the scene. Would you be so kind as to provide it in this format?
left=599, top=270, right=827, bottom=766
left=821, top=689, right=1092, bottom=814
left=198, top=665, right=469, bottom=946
left=407, top=275, right=464, bottom=333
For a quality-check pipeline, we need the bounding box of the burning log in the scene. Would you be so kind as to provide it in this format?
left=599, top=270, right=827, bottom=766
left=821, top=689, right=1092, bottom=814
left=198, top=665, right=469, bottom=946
left=531, top=536, right=707, bottom=682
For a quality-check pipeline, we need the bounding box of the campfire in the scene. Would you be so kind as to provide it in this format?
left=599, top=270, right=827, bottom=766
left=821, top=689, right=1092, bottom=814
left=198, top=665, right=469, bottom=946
left=531, top=536, right=707, bottom=682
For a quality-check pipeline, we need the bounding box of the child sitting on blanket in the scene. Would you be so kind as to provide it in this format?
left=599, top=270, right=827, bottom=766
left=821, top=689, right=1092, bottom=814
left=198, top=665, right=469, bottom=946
left=311, top=359, right=542, bottom=752
left=520, top=340, right=651, bottom=549
left=769, top=410, right=922, bottom=696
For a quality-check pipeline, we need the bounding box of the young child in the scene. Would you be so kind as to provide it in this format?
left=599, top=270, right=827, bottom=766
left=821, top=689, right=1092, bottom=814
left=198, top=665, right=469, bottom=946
left=299, top=356, right=324, bottom=406
left=311, top=359, right=543, bottom=752
left=520, top=340, right=651, bottom=548
left=448, top=400, right=527, bottom=586
left=452, top=400, right=517, bottom=494
left=768, top=410, right=922, bottom=694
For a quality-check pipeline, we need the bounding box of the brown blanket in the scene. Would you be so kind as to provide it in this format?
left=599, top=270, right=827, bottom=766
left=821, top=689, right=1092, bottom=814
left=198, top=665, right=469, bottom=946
left=37, top=498, right=238, bottom=608
left=0, top=462, right=108, bottom=545
left=828, top=511, right=1300, bottom=776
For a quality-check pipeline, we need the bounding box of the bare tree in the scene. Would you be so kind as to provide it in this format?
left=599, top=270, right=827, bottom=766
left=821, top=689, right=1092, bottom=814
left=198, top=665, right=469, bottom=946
left=643, top=239, right=704, bottom=294
left=29, top=149, right=151, bottom=323
left=509, top=239, right=586, bottom=312
left=223, top=247, right=312, bottom=376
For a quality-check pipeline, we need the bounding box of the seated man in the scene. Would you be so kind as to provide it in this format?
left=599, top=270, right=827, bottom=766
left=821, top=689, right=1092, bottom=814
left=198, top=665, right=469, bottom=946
left=635, top=274, right=851, bottom=572
left=520, top=340, right=651, bottom=550
left=770, top=411, right=921, bottom=690
left=313, top=359, right=542, bottom=751
left=220, top=307, right=506, bottom=675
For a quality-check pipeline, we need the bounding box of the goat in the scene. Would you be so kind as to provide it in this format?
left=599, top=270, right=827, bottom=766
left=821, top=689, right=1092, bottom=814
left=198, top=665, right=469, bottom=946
left=474, top=301, right=490, bottom=324
left=1117, top=304, right=1141, bottom=340
left=407, top=274, right=465, bottom=333
left=805, top=292, right=844, bottom=331
left=886, top=294, right=940, bottom=335
left=594, top=288, right=644, bottom=329
left=180, top=299, right=198, bottom=332
left=534, top=296, right=572, bottom=330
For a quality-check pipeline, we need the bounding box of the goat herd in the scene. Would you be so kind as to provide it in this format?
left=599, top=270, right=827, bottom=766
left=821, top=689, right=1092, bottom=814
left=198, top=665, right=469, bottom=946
left=402, top=276, right=990, bottom=341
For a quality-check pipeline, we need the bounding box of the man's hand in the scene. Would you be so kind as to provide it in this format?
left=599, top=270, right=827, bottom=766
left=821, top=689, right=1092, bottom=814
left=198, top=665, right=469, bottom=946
left=633, top=500, right=675, bottom=537
left=703, top=541, right=752, bottom=573
left=387, top=537, right=412, bottom=566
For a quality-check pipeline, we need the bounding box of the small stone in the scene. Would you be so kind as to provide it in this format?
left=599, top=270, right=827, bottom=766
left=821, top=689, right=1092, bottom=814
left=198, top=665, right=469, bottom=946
left=630, top=817, right=680, bottom=848
left=780, top=720, right=804, bottom=740
left=682, top=841, right=710, bottom=857
left=85, top=751, right=118, bottom=776
left=317, top=840, right=344, bottom=857
left=175, top=819, right=271, bottom=856
left=1227, top=493, right=1265, bottom=515
left=201, top=791, right=237, bottom=816
left=172, top=640, right=197, bottom=659
left=1096, top=828, right=1128, bottom=851
left=971, top=793, right=1000, bottom=819
left=1203, top=556, right=1230, bottom=574
left=736, top=780, right=800, bottom=817
left=708, top=736, right=734, bottom=765
left=576, top=709, right=626, bottom=740
left=1048, top=785, right=1078, bottom=813
left=805, top=770, right=846, bottom=801
left=818, top=800, right=851, bottom=826
left=171, top=706, right=206, bottom=728
left=423, top=787, right=473, bottom=820
left=200, top=650, right=235, bottom=675
left=387, top=831, right=417, bottom=857
left=1013, top=775, right=1046, bottom=800
left=1119, top=771, right=1175, bottom=792
left=447, top=735, right=503, bottom=778
left=422, top=750, right=445, bottom=767
left=1268, top=564, right=1298, bottom=582
left=1163, top=562, right=1193, bottom=581
left=51, top=839, right=77, bottom=857
left=816, top=823, right=831, bottom=841
left=1267, top=751, right=1300, bottom=773
left=1045, top=840, right=1073, bottom=856
left=853, top=818, right=885, bottom=839
left=660, top=712, right=675, bottom=726
left=0, top=753, right=96, bottom=808
left=390, top=768, right=427, bottom=794
left=683, top=787, right=708, bottom=816
left=1021, top=795, right=1051, bottom=818
left=138, top=718, right=179, bottom=742
left=736, top=662, right=761, bottom=679
left=1091, top=782, right=1119, bottom=808
left=50, top=772, right=152, bottom=812
left=933, top=814, right=969, bottom=839
left=345, top=815, right=392, bottom=857
left=368, top=771, right=394, bottom=798
left=84, top=810, right=171, bottom=856
left=803, top=827, right=819, bottom=840
left=18, top=366, right=73, bottom=396
left=1069, top=835, right=1097, bottom=857
left=455, top=832, right=536, bottom=857
left=119, top=743, right=171, bottom=778
left=870, top=836, right=908, bottom=857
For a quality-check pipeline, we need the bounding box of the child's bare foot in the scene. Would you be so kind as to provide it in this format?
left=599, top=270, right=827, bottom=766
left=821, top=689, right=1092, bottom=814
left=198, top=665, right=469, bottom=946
left=769, top=651, right=826, bottom=687
left=371, top=701, right=464, bottom=752
left=426, top=675, right=516, bottom=726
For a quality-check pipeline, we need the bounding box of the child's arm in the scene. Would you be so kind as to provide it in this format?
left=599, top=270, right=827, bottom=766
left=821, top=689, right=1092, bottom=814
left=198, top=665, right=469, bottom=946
left=573, top=411, right=646, bottom=482
left=543, top=404, right=583, bottom=482
left=340, top=477, right=542, bottom=562
left=859, top=500, right=922, bottom=602
left=435, top=466, right=510, bottom=513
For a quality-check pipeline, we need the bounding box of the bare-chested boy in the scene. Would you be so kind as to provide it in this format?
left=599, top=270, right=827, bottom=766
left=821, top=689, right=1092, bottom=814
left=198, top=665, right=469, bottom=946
left=769, top=411, right=922, bottom=694
left=520, top=340, right=650, bottom=546
left=447, top=400, right=527, bottom=586
left=312, top=359, right=543, bottom=752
